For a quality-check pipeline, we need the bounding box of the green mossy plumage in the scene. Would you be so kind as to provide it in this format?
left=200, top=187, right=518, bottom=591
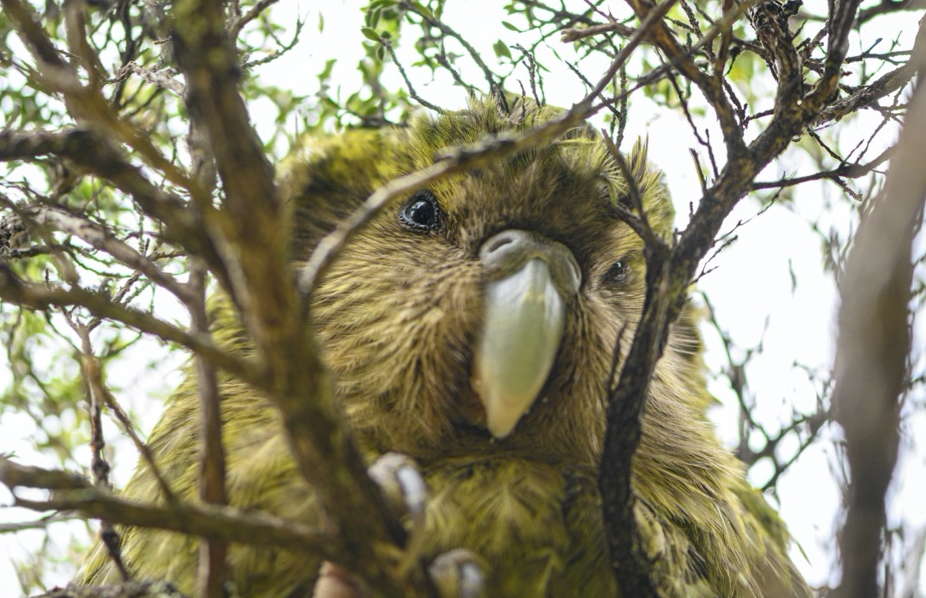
left=78, top=96, right=810, bottom=597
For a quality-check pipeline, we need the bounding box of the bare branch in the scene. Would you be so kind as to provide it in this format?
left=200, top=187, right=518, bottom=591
left=0, top=128, right=228, bottom=287
left=561, top=20, right=637, bottom=43
left=401, top=0, right=506, bottom=103
left=5, top=200, right=195, bottom=304
left=624, top=0, right=746, bottom=154
left=0, top=457, right=337, bottom=560
left=813, top=62, right=916, bottom=126
left=1, top=0, right=202, bottom=197
left=0, top=267, right=257, bottom=386
left=857, top=0, right=926, bottom=24
left=168, top=3, right=427, bottom=595
left=189, top=259, right=228, bottom=598
left=831, top=20, right=926, bottom=598
left=752, top=144, right=894, bottom=190
left=229, top=0, right=280, bottom=38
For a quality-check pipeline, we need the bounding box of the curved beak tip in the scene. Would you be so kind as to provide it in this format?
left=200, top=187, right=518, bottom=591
left=472, top=259, right=566, bottom=439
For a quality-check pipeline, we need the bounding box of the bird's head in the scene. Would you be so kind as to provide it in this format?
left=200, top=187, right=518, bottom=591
left=286, top=96, right=692, bottom=466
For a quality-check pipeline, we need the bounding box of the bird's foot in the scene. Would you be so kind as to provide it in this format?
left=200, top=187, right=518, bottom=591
left=367, top=451, right=428, bottom=575
left=429, top=549, right=485, bottom=598
left=312, top=551, right=484, bottom=598
left=313, top=453, right=485, bottom=598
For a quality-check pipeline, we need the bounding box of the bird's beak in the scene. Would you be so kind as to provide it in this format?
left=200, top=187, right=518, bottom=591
left=472, top=230, right=581, bottom=438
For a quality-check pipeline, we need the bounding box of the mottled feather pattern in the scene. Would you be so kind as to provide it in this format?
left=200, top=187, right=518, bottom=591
left=78, top=96, right=810, bottom=598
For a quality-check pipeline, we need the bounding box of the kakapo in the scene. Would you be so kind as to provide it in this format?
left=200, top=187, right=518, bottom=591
left=79, top=96, right=811, bottom=598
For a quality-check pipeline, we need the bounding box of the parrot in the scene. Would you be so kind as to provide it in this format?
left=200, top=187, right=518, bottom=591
left=77, top=95, right=812, bottom=598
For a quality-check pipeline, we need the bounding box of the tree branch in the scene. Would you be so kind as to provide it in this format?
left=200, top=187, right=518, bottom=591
left=0, top=457, right=337, bottom=560
left=167, top=3, right=426, bottom=595
left=0, top=128, right=229, bottom=288
left=0, top=266, right=257, bottom=386
left=830, top=18, right=926, bottom=598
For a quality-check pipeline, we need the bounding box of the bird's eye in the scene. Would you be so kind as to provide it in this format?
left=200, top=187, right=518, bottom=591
left=602, top=260, right=629, bottom=286
left=400, top=190, right=442, bottom=232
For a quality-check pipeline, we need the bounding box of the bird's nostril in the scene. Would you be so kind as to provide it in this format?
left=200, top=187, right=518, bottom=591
left=484, top=234, right=516, bottom=254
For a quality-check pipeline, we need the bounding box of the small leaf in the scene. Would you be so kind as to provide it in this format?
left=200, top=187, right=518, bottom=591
left=493, top=40, right=511, bottom=59
left=318, top=58, right=336, bottom=80
left=501, top=21, right=520, bottom=32
left=411, top=1, right=434, bottom=20
left=361, top=27, right=381, bottom=42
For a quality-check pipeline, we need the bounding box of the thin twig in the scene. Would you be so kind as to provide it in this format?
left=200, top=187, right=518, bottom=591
left=0, top=457, right=337, bottom=560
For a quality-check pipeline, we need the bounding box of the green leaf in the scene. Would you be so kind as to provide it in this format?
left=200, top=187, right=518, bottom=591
left=361, top=27, right=381, bottom=42
left=318, top=58, right=336, bottom=80
left=501, top=21, right=520, bottom=32
left=411, top=1, right=434, bottom=20
left=493, top=40, right=511, bottom=59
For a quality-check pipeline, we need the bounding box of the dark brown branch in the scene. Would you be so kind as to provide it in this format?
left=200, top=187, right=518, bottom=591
left=813, top=62, right=916, bottom=126
left=599, top=242, right=672, bottom=598
left=598, top=2, right=870, bottom=596
left=624, top=0, right=746, bottom=154
left=751, top=144, right=893, bottom=190
left=675, top=1, right=864, bottom=273
left=804, top=0, right=865, bottom=111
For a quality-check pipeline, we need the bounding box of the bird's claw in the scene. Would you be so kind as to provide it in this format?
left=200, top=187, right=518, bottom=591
left=312, top=562, right=366, bottom=598
left=367, top=452, right=428, bottom=523
left=429, top=549, right=486, bottom=598
left=368, top=452, right=429, bottom=576
left=368, top=454, right=485, bottom=598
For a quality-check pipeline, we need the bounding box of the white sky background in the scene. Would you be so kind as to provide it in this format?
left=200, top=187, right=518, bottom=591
left=2, top=0, right=925, bottom=594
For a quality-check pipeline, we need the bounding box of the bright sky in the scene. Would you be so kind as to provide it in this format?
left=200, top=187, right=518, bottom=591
left=2, top=0, right=924, bottom=594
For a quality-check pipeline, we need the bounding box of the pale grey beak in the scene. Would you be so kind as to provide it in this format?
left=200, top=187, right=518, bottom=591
left=472, top=230, right=581, bottom=438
